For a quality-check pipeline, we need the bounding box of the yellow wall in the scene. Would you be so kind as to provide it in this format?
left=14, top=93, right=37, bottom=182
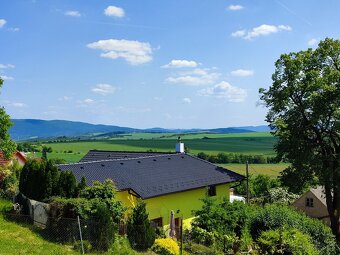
left=117, top=183, right=230, bottom=230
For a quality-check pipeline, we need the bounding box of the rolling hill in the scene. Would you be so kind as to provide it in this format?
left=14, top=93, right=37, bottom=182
left=9, top=119, right=269, bottom=140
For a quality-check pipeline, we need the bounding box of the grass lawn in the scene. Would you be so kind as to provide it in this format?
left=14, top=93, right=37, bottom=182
left=0, top=199, right=78, bottom=255
left=219, top=163, right=289, bottom=178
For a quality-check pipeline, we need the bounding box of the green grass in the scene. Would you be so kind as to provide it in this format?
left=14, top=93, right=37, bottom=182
left=219, top=163, right=289, bottom=178
left=0, top=199, right=78, bottom=255
left=41, top=132, right=277, bottom=163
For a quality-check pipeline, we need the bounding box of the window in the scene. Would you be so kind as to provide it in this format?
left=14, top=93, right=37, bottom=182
left=208, top=185, right=216, bottom=196
left=150, top=217, right=163, bottom=228
left=306, top=197, right=314, bottom=207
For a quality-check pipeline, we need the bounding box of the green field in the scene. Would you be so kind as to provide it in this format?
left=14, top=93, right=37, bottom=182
left=219, top=163, right=289, bottom=178
left=39, top=132, right=277, bottom=163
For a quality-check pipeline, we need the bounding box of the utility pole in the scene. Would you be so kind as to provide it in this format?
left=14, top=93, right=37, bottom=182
left=246, top=160, right=249, bottom=204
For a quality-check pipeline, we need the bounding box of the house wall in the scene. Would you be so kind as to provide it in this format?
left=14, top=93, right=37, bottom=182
left=117, top=183, right=230, bottom=230
left=291, top=191, right=330, bottom=225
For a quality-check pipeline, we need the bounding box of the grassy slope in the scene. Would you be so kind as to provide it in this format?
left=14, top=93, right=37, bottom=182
left=40, top=132, right=277, bottom=163
left=0, top=200, right=78, bottom=255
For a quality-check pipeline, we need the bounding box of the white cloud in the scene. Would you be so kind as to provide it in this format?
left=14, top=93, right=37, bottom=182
left=64, top=10, right=81, bottom=17
left=308, top=38, right=319, bottom=46
left=58, top=96, right=72, bottom=101
left=228, top=5, right=244, bottom=11
left=0, top=64, right=15, bottom=69
left=231, top=69, right=254, bottom=77
left=161, top=59, right=199, bottom=68
left=183, top=98, right=191, bottom=104
left=198, top=81, right=247, bottom=102
left=10, top=102, right=26, bottom=108
left=231, top=30, right=246, bottom=37
left=166, top=68, right=220, bottom=86
left=92, top=83, right=116, bottom=95
left=7, top=27, right=20, bottom=32
left=87, top=39, right=153, bottom=65
left=104, top=6, right=125, bottom=18
left=1, top=75, right=14, bottom=80
left=0, top=19, right=6, bottom=28
left=232, top=24, right=292, bottom=40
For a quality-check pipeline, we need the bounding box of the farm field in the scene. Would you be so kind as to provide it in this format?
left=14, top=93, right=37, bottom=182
left=219, top=163, right=289, bottom=178
left=39, top=132, right=277, bottom=163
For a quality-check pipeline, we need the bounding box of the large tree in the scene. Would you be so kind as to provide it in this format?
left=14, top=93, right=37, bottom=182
left=260, top=38, right=340, bottom=241
left=0, top=78, right=16, bottom=158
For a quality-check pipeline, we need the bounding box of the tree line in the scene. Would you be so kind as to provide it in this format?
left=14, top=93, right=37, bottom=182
left=196, top=152, right=279, bottom=164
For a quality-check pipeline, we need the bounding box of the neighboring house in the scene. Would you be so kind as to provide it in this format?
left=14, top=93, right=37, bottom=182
left=0, top=150, right=27, bottom=167
left=58, top=143, right=244, bottom=230
left=291, top=186, right=331, bottom=226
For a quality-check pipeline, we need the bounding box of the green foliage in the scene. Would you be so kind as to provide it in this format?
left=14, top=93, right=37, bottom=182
left=260, top=37, right=340, bottom=238
left=0, top=162, right=21, bottom=199
left=197, top=151, right=278, bottom=164
left=19, top=160, right=80, bottom=200
left=184, top=243, right=219, bottom=255
left=127, top=200, right=156, bottom=250
left=80, top=180, right=124, bottom=223
left=41, top=146, right=53, bottom=160
left=193, top=197, right=251, bottom=238
left=257, top=228, right=318, bottom=255
left=58, top=171, right=76, bottom=198
left=249, top=204, right=337, bottom=254
left=0, top=79, right=16, bottom=159
left=89, top=201, right=116, bottom=251
left=151, top=238, right=179, bottom=255
left=109, top=236, right=139, bottom=255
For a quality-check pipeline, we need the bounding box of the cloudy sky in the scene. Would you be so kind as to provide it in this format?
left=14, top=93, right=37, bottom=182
left=1, top=0, right=339, bottom=129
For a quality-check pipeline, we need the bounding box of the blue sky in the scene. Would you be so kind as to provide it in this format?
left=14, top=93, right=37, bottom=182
left=1, top=0, right=340, bottom=129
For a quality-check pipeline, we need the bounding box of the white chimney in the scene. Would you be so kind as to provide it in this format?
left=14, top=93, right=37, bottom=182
left=175, top=136, right=185, bottom=153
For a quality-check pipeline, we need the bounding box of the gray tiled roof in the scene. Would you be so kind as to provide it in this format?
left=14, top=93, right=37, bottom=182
left=79, top=150, right=173, bottom=162
left=59, top=153, right=244, bottom=199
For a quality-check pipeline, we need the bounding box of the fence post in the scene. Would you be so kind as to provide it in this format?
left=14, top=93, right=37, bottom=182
left=77, top=216, right=85, bottom=255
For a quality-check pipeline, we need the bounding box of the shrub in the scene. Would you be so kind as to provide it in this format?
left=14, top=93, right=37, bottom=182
left=184, top=243, right=219, bottom=255
left=249, top=204, right=337, bottom=254
left=73, top=240, right=92, bottom=253
left=151, top=238, right=179, bottom=255
left=109, top=236, right=138, bottom=255
left=89, top=201, right=116, bottom=251
left=127, top=201, right=155, bottom=250
left=189, top=226, right=218, bottom=246
left=257, top=228, right=318, bottom=255
left=193, top=197, right=251, bottom=237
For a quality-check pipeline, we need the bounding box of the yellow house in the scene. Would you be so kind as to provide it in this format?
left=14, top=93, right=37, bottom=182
left=59, top=146, right=244, bottom=231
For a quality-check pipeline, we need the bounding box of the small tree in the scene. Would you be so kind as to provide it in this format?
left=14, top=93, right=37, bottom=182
left=41, top=146, right=52, bottom=160
left=127, top=200, right=155, bottom=250
left=58, top=171, right=76, bottom=198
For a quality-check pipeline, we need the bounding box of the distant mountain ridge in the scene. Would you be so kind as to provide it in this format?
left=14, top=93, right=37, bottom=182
left=9, top=119, right=270, bottom=141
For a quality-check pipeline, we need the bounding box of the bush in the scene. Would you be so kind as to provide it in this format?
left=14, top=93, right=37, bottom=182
left=249, top=204, right=337, bottom=254
left=193, top=197, right=251, bottom=237
left=89, top=201, right=116, bottom=251
left=73, top=240, right=92, bottom=253
left=151, top=238, right=179, bottom=255
left=127, top=201, right=155, bottom=250
left=109, top=236, right=138, bottom=255
left=184, top=243, right=219, bottom=255
left=257, top=228, right=318, bottom=255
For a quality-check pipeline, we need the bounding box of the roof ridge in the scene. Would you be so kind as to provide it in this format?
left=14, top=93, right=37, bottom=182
left=87, top=149, right=176, bottom=154
left=58, top=153, right=180, bottom=166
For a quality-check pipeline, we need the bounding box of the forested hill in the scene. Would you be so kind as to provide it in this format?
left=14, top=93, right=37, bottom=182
left=9, top=119, right=270, bottom=140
